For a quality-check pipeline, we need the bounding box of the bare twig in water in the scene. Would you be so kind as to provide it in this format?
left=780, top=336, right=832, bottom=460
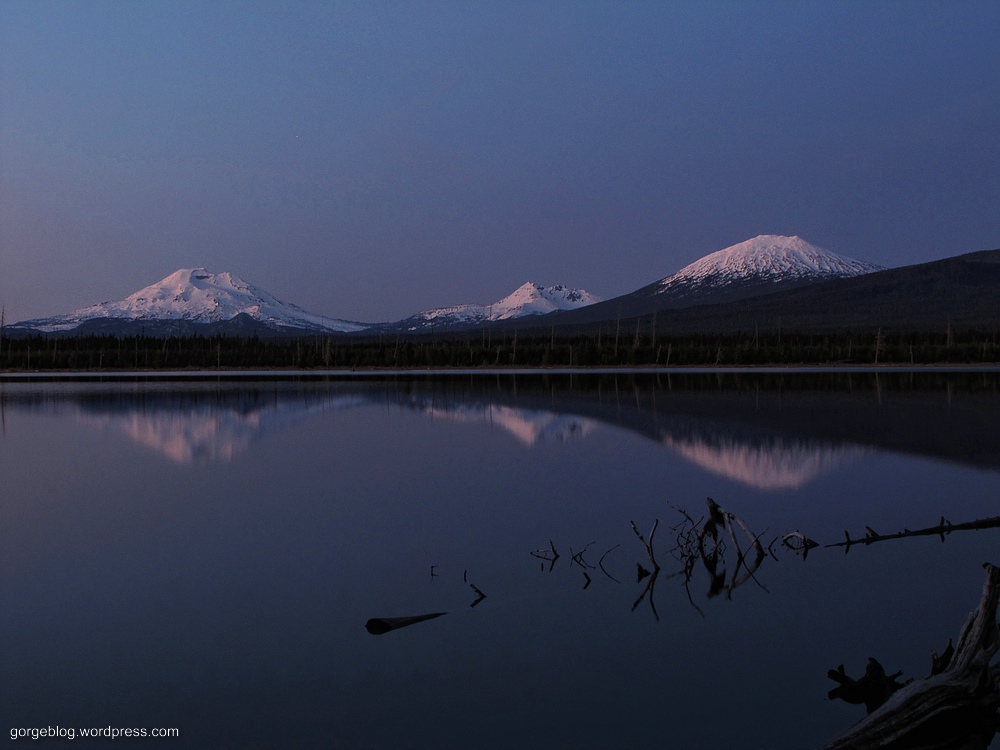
left=530, top=539, right=560, bottom=561
left=631, top=519, right=660, bottom=572
left=570, top=541, right=597, bottom=570
left=598, top=544, right=621, bottom=583
left=530, top=539, right=560, bottom=571
left=469, top=582, right=487, bottom=608
left=663, top=498, right=773, bottom=609
left=631, top=518, right=661, bottom=621
left=782, top=532, right=819, bottom=559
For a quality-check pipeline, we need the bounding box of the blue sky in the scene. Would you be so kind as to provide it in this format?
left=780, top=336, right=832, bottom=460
left=2, top=1, right=998, bottom=323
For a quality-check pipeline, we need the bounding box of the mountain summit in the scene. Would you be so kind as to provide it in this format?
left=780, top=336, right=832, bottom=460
left=389, top=282, right=601, bottom=331
left=655, top=235, right=885, bottom=299
left=490, top=282, right=600, bottom=319
left=15, top=268, right=367, bottom=334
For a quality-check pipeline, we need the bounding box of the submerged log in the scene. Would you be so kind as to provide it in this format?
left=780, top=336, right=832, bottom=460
left=820, top=563, right=1000, bottom=750
left=365, top=612, right=447, bottom=635
left=829, top=516, right=1000, bottom=553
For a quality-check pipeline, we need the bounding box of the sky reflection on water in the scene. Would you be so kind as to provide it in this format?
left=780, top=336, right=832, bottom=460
left=1, top=372, right=999, bottom=748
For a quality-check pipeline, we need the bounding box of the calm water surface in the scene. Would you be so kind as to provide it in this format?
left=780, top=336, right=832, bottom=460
left=2, top=371, right=999, bottom=748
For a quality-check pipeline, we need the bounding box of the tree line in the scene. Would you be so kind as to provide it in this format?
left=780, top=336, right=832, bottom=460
left=2, top=327, right=1000, bottom=370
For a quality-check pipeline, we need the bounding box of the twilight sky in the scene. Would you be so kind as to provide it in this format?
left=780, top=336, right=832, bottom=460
left=2, top=1, right=999, bottom=324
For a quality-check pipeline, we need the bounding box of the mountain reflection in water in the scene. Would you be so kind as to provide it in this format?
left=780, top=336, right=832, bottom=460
left=662, top=429, right=867, bottom=490
left=418, top=402, right=599, bottom=446
left=1, top=371, right=996, bottom=487
left=77, top=394, right=371, bottom=464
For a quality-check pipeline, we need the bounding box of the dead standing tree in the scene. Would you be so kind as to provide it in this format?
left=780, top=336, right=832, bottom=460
left=820, top=562, right=1000, bottom=750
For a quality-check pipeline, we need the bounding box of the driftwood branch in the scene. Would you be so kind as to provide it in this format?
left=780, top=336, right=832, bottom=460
left=820, top=562, right=1000, bottom=750
left=829, top=516, right=1000, bottom=553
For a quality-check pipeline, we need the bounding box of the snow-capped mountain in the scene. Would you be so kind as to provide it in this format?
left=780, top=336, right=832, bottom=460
left=389, top=282, right=601, bottom=331
left=13, top=268, right=368, bottom=335
left=538, top=234, right=886, bottom=327
left=653, top=235, right=885, bottom=301
left=6, top=235, right=888, bottom=338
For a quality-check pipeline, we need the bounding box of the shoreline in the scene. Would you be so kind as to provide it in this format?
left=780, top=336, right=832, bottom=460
left=4, top=363, right=1000, bottom=381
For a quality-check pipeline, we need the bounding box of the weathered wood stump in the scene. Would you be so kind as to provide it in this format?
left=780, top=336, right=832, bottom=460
left=820, top=562, right=1000, bottom=750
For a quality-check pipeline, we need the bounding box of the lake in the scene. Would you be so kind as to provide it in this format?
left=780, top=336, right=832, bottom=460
left=2, top=369, right=999, bottom=748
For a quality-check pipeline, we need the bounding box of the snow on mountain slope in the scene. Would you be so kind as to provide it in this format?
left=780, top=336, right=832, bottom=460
left=398, top=282, right=601, bottom=330
left=18, top=268, right=368, bottom=333
left=656, top=235, right=884, bottom=296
